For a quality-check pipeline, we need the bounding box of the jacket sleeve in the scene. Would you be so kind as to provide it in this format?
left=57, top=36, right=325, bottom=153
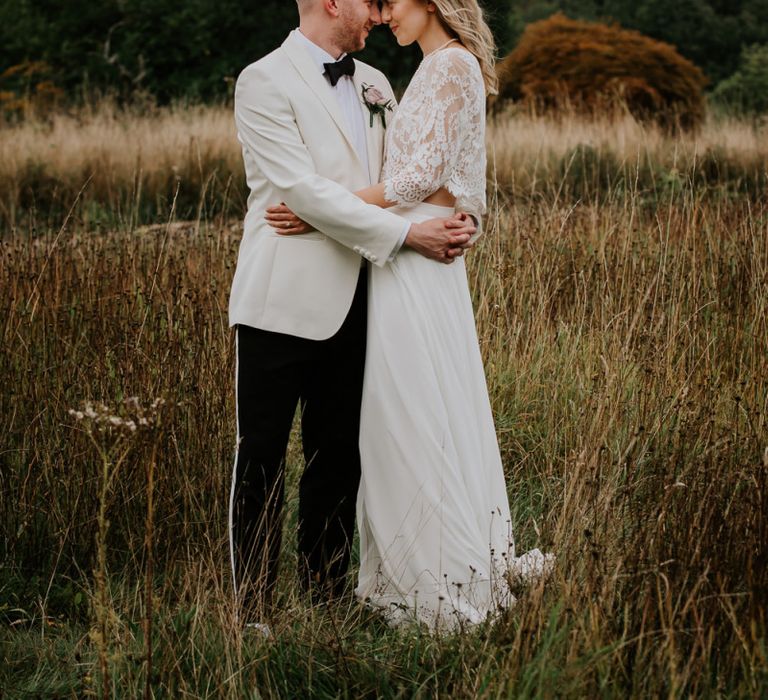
left=234, top=63, right=406, bottom=266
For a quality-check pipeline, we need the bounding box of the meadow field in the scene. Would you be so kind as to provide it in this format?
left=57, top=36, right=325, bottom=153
left=1, top=104, right=767, bottom=698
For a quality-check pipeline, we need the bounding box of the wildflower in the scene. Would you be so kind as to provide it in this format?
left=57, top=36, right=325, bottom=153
left=67, top=395, right=164, bottom=435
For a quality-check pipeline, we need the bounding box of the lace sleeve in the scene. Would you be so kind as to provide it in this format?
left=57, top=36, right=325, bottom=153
left=382, top=50, right=484, bottom=211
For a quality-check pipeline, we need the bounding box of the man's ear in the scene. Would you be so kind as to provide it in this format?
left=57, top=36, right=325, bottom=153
left=323, top=0, right=342, bottom=18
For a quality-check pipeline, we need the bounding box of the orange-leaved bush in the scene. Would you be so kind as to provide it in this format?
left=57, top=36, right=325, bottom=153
left=0, top=62, right=63, bottom=119
left=495, top=14, right=708, bottom=130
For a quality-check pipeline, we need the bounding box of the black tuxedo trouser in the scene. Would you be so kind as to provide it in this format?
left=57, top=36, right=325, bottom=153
left=230, top=267, right=366, bottom=616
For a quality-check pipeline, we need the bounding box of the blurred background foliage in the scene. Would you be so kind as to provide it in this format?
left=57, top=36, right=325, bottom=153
left=504, top=1, right=768, bottom=84
left=0, top=0, right=766, bottom=113
left=711, top=43, right=768, bottom=116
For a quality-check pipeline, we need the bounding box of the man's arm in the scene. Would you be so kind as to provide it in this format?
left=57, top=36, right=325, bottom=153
left=235, top=64, right=473, bottom=265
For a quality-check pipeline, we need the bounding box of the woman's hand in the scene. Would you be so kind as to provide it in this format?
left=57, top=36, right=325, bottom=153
left=454, top=211, right=477, bottom=227
left=265, top=203, right=314, bottom=235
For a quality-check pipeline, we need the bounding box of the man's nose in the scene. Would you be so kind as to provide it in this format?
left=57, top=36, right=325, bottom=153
left=370, top=2, right=383, bottom=24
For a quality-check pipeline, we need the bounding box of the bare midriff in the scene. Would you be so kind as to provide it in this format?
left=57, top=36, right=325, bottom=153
left=423, top=187, right=455, bottom=207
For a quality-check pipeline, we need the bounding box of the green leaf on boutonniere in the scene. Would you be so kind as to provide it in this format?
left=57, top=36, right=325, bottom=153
left=361, top=83, right=394, bottom=129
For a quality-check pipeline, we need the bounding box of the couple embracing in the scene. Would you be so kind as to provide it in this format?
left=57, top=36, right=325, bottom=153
left=228, top=0, right=552, bottom=634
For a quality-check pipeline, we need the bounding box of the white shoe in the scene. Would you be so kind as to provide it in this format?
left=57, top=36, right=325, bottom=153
left=243, top=622, right=272, bottom=639
left=508, top=549, right=555, bottom=585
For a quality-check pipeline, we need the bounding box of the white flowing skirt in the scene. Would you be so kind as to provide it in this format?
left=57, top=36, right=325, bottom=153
left=356, top=203, right=551, bottom=631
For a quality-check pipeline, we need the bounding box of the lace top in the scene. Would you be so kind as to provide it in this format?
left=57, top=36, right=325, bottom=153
left=382, top=47, right=487, bottom=219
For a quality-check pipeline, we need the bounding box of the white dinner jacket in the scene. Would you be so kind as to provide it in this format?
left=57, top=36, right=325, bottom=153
left=229, top=31, right=405, bottom=340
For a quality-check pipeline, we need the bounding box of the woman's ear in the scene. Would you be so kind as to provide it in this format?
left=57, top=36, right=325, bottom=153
left=426, top=2, right=437, bottom=13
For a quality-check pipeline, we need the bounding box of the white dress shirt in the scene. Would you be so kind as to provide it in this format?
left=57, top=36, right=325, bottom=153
left=294, top=29, right=407, bottom=259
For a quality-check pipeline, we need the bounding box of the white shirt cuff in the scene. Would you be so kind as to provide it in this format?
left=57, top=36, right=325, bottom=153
left=388, top=221, right=410, bottom=261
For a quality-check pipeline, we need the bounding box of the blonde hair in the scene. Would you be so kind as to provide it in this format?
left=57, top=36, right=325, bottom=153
left=429, top=0, right=498, bottom=95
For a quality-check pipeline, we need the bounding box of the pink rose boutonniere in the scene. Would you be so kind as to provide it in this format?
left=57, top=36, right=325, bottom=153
left=361, top=83, right=394, bottom=129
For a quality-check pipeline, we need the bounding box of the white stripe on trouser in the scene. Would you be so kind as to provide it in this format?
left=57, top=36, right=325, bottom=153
left=228, top=328, right=239, bottom=599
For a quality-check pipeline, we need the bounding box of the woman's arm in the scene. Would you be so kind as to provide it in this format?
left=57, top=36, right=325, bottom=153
left=354, top=182, right=395, bottom=208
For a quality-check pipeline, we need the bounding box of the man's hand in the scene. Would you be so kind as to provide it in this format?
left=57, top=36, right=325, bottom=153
left=404, top=212, right=476, bottom=264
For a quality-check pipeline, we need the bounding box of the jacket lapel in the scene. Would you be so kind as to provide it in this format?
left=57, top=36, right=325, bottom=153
left=352, top=65, right=386, bottom=184
left=281, top=33, right=363, bottom=168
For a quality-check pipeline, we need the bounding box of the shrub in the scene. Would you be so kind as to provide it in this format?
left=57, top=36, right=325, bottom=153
left=712, top=44, right=768, bottom=116
left=495, top=14, right=708, bottom=130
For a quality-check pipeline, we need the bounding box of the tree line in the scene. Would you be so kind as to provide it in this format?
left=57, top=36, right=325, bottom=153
left=0, top=0, right=766, bottom=104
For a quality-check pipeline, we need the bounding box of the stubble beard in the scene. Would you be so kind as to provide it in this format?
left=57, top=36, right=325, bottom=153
left=334, top=9, right=368, bottom=54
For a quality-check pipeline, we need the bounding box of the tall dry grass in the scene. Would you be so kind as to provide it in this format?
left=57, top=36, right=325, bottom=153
left=1, top=104, right=767, bottom=697
left=0, top=102, right=243, bottom=229
left=490, top=106, right=768, bottom=200
left=0, top=101, right=766, bottom=229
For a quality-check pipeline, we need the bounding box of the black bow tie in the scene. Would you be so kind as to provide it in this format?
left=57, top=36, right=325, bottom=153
left=323, top=54, right=355, bottom=87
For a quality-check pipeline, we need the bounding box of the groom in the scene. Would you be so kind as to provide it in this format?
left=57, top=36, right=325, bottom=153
left=228, top=0, right=476, bottom=622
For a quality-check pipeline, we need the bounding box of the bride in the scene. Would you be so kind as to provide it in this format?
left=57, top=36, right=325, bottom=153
left=270, top=0, right=552, bottom=630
